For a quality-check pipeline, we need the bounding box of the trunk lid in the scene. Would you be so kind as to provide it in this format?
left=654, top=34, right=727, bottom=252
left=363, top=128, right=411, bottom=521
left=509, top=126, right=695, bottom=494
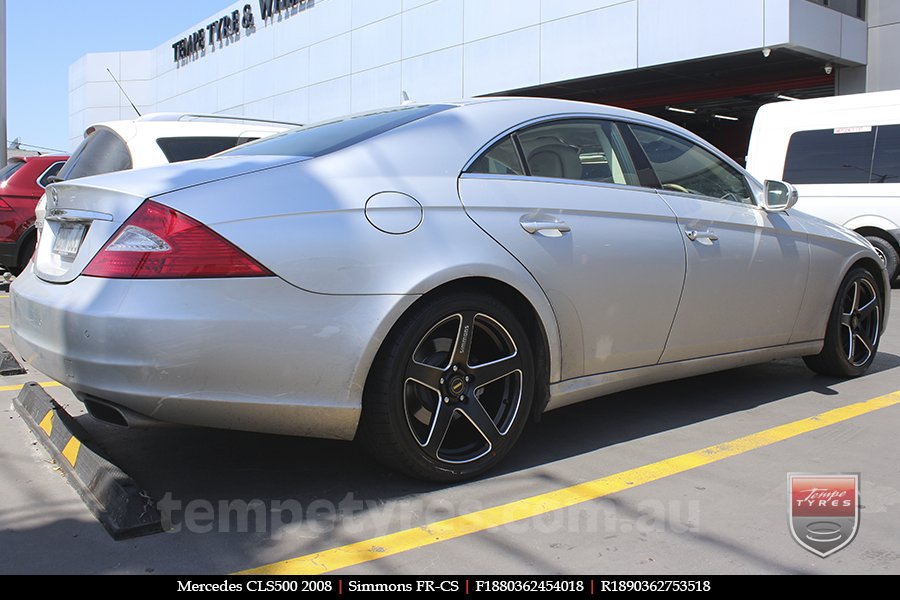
left=34, top=155, right=305, bottom=283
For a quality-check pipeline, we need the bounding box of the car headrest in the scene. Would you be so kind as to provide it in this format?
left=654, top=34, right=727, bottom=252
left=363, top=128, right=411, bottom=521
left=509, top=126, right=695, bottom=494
left=527, top=144, right=582, bottom=180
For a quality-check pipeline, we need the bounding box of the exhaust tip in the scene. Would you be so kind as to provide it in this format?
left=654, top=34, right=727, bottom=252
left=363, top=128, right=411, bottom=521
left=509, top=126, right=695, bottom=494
left=84, top=398, right=129, bottom=427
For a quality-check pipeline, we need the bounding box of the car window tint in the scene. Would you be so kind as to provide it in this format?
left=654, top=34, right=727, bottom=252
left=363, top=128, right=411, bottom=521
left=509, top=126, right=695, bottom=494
left=516, top=120, right=640, bottom=185
left=156, top=137, right=245, bottom=163
left=783, top=127, right=875, bottom=184
left=57, top=129, right=133, bottom=181
left=630, top=124, right=752, bottom=204
left=37, top=161, right=65, bottom=187
left=872, top=124, right=900, bottom=183
left=467, top=136, right=524, bottom=175
left=224, top=104, right=453, bottom=158
left=0, top=161, right=24, bottom=183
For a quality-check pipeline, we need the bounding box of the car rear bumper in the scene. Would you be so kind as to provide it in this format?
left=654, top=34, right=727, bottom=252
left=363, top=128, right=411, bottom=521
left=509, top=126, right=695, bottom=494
left=10, top=268, right=416, bottom=440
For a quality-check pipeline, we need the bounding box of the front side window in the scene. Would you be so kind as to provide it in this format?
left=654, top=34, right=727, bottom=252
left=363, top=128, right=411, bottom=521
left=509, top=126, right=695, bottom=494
left=630, top=125, right=752, bottom=204
left=516, top=119, right=640, bottom=185
left=57, top=128, right=133, bottom=181
left=783, top=127, right=875, bottom=184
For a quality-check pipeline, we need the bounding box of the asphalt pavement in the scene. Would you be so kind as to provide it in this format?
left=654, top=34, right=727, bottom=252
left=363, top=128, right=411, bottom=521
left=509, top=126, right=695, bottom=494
left=0, top=284, right=897, bottom=574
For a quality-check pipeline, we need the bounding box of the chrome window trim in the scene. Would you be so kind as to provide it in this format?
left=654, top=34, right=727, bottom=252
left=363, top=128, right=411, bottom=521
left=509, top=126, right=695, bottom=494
left=460, top=171, right=663, bottom=197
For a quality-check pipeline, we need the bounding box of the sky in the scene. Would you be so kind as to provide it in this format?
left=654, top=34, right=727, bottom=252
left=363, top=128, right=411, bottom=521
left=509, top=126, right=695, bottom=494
left=6, top=0, right=230, bottom=154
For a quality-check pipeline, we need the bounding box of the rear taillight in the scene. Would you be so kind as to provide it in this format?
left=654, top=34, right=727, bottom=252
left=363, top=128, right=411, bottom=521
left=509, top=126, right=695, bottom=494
left=83, top=200, right=272, bottom=279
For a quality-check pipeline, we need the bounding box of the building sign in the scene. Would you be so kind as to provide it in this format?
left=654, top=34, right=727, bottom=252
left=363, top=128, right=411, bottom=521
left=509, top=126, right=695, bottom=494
left=172, top=0, right=313, bottom=63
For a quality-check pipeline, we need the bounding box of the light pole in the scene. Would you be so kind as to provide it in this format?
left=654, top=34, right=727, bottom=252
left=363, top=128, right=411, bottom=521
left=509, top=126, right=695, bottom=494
left=0, top=0, right=6, bottom=165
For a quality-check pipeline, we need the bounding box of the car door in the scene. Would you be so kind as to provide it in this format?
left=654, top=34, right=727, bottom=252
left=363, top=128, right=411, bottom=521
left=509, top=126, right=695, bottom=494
left=624, top=123, right=810, bottom=363
left=458, top=118, right=686, bottom=380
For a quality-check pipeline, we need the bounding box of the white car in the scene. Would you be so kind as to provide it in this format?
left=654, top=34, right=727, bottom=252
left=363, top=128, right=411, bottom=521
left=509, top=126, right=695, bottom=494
left=746, top=90, right=900, bottom=279
left=34, top=113, right=295, bottom=234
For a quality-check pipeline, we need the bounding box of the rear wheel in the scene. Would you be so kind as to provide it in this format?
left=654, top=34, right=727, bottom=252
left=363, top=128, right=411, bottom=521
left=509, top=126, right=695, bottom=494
left=804, top=267, right=882, bottom=377
left=10, top=234, right=36, bottom=276
left=865, top=235, right=898, bottom=281
left=358, top=292, right=534, bottom=481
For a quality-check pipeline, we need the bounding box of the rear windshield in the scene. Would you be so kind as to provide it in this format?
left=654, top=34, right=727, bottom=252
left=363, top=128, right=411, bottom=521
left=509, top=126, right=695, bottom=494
left=223, top=105, right=452, bottom=158
left=57, top=128, right=133, bottom=181
left=0, top=161, right=24, bottom=183
left=156, top=136, right=256, bottom=163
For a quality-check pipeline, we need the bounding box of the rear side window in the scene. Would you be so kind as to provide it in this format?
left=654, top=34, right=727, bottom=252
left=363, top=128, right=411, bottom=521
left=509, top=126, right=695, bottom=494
left=37, top=161, right=65, bottom=187
left=467, top=136, right=524, bottom=175
left=156, top=136, right=250, bottom=163
left=783, top=128, right=876, bottom=184
left=630, top=125, right=752, bottom=204
left=517, top=120, right=640, bottom=186
left=871, top=124, right=900, bottom=183
left=224, top=105, right=452, bottom=158
left=0, top=161, right=24, bottom=183
left=57, top=129, right=133, bottom=181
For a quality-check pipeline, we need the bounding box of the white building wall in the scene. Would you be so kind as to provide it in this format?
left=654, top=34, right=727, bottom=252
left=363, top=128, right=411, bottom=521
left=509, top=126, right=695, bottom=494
left=70, top=0, right=867, bottom=150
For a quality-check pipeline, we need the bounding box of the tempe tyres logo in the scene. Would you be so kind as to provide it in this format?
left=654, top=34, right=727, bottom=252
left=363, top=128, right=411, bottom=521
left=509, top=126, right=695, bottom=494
left=788, top=473, right=859, bottom=557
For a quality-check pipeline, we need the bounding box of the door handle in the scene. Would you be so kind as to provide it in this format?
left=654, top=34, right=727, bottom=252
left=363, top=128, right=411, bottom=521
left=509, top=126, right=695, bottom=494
left=685, top=229, right=718, bottom=242
left=520, top=220, right=572, bottom=236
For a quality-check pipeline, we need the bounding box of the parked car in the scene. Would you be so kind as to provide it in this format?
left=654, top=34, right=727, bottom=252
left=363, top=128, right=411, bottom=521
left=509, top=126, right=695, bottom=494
left=0, top=155, right=68, bottom=274
left=11, top=98, right=888, bottom=481
left=746, top=90, right=900, bottom=279
left=33, top=113, right=295, bottom=236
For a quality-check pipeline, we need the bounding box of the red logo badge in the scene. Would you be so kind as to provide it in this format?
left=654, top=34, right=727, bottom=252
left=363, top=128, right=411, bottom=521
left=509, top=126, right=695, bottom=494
left=788, top=473, right=859, bottom=557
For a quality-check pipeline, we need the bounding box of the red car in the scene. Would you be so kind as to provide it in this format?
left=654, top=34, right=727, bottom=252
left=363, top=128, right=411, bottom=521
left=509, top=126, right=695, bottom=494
left=0, top=155, right=68, bottom=274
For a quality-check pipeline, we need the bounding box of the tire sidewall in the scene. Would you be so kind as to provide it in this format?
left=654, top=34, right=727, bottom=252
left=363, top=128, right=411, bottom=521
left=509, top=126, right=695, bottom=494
left=824, top=267, right=882, bottom=376
left=369, top=292, right=534, bottom=480
left=865, top=236, right=899, bottom=281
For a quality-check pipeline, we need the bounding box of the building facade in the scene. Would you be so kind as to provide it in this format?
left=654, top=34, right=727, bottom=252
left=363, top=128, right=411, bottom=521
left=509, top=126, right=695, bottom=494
left=68, top=0, right=895, bottom=157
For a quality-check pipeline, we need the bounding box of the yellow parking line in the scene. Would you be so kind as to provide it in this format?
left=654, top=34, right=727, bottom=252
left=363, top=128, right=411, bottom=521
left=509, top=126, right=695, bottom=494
left=239, top=391, right=900, bottom=575
left=0, top=381, right=62, bottom=392
left=0, top=295, right=8, bottom=298
left=0, top=325, right=9, bottom=329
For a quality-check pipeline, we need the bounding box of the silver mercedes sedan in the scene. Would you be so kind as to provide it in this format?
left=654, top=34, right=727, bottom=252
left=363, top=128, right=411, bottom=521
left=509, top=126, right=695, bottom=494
left=11, top=98, right=889, bottom=481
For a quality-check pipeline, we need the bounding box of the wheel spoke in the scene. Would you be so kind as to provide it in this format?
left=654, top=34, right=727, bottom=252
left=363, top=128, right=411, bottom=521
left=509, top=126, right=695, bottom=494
left=422, top=403, right=455, bottom=458
left=840, top=312, right=853, bottom=328
left=854, top=333, right=873, bottom=364
left=471, top=355, right=521, bottom=388
left=846, top=328, right=855, bottom=361
left=849, top=281, right=860, bottom=312
left=407, top=361, right=444, bottom=391
left=450, top=311, right=478, bottom=366
left=857, top=295, right=878, bottom=319
left=459, top=398, right=501, bottom=444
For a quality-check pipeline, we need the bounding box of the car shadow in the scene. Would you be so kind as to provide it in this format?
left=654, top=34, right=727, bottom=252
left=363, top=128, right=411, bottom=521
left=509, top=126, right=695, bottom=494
left=74, top=352, right=900, bottom=511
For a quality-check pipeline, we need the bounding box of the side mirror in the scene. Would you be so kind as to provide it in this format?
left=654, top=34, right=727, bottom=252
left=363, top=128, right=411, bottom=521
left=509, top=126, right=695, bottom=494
left=762, top=180, right=799, bottom=212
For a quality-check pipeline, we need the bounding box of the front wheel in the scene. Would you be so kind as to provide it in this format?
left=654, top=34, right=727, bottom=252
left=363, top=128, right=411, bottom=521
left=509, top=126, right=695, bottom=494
left=358, top=292, right=534, bottom=482
left=865, top=235, right=899, bottom=281
left=804, top=267, right=882, bottom=377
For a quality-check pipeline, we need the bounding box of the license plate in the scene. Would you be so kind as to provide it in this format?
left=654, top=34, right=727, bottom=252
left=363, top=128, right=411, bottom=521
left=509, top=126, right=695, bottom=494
left=52, top=223, right=87, bottom=258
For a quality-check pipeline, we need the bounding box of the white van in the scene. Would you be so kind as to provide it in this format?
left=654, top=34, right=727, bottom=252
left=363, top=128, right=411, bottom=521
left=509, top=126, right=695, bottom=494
left=746, top=90, right=900, bottom=278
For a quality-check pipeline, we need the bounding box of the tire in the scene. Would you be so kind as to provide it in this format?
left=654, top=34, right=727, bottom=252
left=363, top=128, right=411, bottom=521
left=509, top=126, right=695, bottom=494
left=358, top=291, right=534, bottom=482
left=9, top=235, right=36, bottom=277
left=865, top=235, right=898, bottom=281
left=804, top=267, right=882, bottom=378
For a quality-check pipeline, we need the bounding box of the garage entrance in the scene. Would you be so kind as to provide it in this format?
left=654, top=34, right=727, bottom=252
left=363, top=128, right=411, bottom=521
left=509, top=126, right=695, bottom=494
left=497, top=50, right=836, bottom=165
